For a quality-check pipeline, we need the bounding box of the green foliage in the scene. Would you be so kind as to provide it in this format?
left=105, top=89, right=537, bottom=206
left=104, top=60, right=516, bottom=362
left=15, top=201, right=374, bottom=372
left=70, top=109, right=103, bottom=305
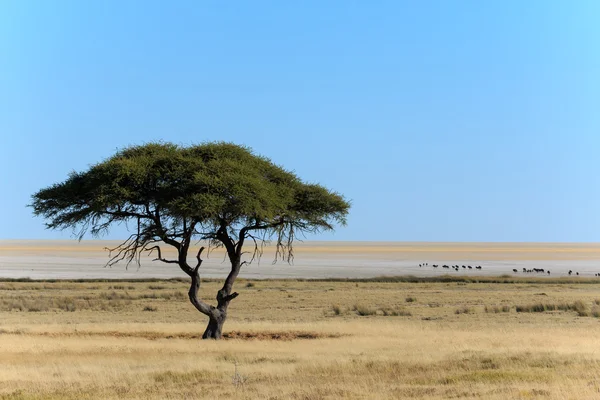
left=31, top=142, right=350, bottom=266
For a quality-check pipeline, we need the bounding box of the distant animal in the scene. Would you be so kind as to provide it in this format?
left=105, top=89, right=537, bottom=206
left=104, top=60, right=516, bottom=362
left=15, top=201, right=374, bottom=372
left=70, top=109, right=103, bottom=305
left=513, top=269, right=518, bottom=273
left=523, top=268, right=527, bottom=273
left=475, top=266, right=482, bottom=270
left=576, top=272, right=579, bottom=276
left=568, top=270, right=573, bottom=276
left=547, top=271, right=550, bottom=275
left=468, top=266, right=472, bottom=269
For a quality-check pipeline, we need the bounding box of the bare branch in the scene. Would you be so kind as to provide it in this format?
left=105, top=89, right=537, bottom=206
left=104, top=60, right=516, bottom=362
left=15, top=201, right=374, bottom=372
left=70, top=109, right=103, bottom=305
left=146, top=245, right=179, bottom=264
left=222, top=292, right=239, bottom=302
left=103, top=233, right=142, bottom=268
left=195, top=246, right=206, bottom=268
left=274, top=222, right=295, bottom=264
left=188, top=257, right=216, bottom=317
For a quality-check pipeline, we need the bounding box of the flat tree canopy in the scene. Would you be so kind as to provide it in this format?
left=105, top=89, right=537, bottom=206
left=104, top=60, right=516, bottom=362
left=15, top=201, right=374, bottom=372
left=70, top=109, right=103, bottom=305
left=31, top=142, right=350, bottom=338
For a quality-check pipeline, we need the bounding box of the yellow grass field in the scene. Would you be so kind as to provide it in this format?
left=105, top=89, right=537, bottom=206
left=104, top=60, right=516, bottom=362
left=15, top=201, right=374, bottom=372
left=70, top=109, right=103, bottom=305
left=1, top=278, right=600, bottom=399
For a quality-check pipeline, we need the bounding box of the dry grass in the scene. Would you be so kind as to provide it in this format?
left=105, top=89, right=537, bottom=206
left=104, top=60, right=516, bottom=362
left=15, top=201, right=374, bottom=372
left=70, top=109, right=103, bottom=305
left=2, top=279, right=600, bottom=399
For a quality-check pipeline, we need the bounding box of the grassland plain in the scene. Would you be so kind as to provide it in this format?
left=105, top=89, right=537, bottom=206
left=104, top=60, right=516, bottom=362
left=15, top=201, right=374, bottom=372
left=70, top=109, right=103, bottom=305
left=1, top=278, right=600, bottom=399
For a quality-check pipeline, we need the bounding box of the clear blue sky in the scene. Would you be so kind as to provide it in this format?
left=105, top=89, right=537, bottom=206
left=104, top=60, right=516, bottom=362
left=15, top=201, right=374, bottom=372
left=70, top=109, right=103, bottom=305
left=1, top=1, right=599, bottom=242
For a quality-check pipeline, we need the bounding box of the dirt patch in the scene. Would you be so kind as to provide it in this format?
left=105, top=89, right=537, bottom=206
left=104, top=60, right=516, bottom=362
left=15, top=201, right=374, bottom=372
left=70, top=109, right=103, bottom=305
left=0, top=329, right=342, bottom=341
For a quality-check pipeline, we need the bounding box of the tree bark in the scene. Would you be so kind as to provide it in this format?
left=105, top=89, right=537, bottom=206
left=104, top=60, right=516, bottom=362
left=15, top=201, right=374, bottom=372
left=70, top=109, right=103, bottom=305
left=203, top=313, right=225, bottom=339
left=184, top=241, right=241, bottom=340
left=185, top=255, right=240, bottom=339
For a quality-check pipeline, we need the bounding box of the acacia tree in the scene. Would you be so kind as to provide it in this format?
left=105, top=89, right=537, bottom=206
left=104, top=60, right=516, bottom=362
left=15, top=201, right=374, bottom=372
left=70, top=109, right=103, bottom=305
left=31, top=142, right=350, bottom=339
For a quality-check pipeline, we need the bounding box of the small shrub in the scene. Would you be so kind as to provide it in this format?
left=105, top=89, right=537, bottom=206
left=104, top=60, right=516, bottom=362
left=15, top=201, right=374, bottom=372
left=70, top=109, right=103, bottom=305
left=516, top=303, right=547, bottom=313
left=143, top=305, right=158, bottom=312
left=571, top=300, right=589, bottom=317
left=591, top=306, right=600, bottom=318
left=353, top=304, right=376, bottom=316
left=148, top=285, right=166, bottom=290
left=55, top=297, right=77, bottom=312
left=594, top=299, right=600, bottom=306
left=331, top=304, right=343, bottom=315
left=139, top=291, right=186, bottom=301
left=380, top=307, right=411, bottom=316
left=485, top=305, right=510, bottom=313
left=516, top=301, right=589, bottom=316
left=405, top=296, right=416, bottom=303
left=100, top=291, right=132, bottom=300
left=5, top=299, right=25, bottom=311
left=245, top=282, right=255, bottom=288
left=455, top=306, right=472, bottom=315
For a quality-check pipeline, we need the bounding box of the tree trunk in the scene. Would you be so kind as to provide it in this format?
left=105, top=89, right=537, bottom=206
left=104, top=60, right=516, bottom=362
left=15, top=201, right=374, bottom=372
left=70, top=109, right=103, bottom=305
left=185, top=245, right=240, bottom=340
left=202, top=313, right=226, bottom=339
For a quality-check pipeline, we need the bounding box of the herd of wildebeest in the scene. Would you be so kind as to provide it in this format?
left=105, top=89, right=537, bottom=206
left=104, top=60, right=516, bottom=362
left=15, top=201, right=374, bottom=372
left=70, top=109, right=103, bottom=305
left=419, top=263, right=482, bottom=272
left=419, top=262, right=600, bottom=277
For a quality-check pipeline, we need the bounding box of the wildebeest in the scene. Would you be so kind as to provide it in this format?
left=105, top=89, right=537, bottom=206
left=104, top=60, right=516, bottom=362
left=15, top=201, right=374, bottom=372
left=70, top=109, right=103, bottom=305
left=513, top=269, right=518, bottom=273
left=568, top=270, right=572, bottom=276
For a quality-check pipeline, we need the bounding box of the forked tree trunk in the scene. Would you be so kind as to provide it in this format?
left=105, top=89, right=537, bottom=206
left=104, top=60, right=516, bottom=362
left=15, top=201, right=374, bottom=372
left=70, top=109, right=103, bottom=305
left=185, top=246, right=240, bottom=340
left=203, top=313, right=226, bottom=339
